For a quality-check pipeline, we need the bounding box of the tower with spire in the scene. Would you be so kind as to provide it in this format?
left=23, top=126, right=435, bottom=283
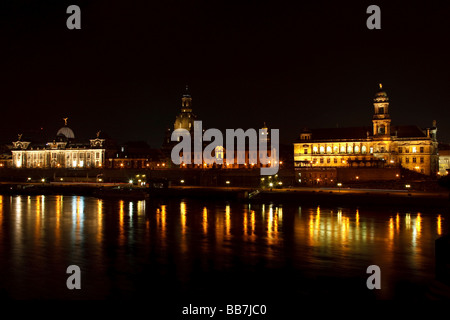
left=174, top=85, right=197, bottom=131
left=372, top=83, right=391, bottom=137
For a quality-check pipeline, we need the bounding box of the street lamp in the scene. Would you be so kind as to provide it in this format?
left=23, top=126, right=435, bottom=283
left=337, top=182, right=342, bottom=192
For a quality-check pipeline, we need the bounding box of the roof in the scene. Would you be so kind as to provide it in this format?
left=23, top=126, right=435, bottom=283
left=391, top=125, right=427, bottom=138
left=296, top=125, right=428, bottom=142
left=57, top=126, right=75, bottom=139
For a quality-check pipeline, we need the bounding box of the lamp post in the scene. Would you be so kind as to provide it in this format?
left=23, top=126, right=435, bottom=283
left=337, top=182, right=342, bottom=193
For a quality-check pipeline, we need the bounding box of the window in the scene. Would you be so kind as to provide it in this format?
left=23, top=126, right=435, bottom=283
left=354, top=146, right=360, bottom=153
left=347, top=146, right=353, bottom=153
left=379, top=107, right=384, bottom=114
left=320, top=158, right=324, bottom=164
left=420, top=157, right=424, bottom=163
left=304, top=149, right=308, bottom=154
left=327, top=158, right=330, bottom=164
left=326, top=146, right=332, bottom=154
left=399, top=157, right=402, bottom=163
left=361, top=146, right=367, bottom=154
left=405, top=148, right=409, bottom=153
left=420, top=147, right=424, bottom=153
left=412, top=147, right=417, bottom=153
left=398, top=147, right=402, bottom=153
left=333, top=146, right=339, bottom=153
left=370, top=147, right=374, bottom=154
left=319, top=146, right=325, bottom=154
left=405, top=157, right=409, bottom=163
left=313, top=146, right=318, bottom=154
left=412, top=157, right=416, bottom=163
left=334, top=158, right=337, bottom=163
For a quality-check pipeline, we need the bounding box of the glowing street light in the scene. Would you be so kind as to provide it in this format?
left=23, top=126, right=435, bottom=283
left=226, top=181, right=230, bottom=185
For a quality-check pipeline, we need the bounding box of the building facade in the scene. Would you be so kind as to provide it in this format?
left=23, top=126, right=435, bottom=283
left=293, top=84, right=439, bottom=181
left=11, top=121, right=105, bottom=169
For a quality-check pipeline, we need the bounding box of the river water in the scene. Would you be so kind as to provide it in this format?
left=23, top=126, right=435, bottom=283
left=0, top=194, right=448, bottom=302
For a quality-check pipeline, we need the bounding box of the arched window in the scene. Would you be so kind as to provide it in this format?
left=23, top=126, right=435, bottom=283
left=354, top=146, right=360, bottom=153
left=326, top=146, right=332, bottom=154
left=340, top=146, right=346, bottom=153
left=319, top=146, right=325, bottom=154
left=361, top=146, right=367, bottom=154
left=347, top=146, right=353, bottom=154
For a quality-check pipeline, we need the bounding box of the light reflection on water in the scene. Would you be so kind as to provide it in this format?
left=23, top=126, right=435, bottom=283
left=0, top=195, right=448, bottom=300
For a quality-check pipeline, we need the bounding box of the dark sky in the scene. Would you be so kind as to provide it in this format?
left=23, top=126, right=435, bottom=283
left=1, top=0, right=450, bottom=147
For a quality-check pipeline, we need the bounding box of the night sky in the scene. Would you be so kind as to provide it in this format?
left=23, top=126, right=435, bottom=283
left=1, top=0, right=450, bottom=147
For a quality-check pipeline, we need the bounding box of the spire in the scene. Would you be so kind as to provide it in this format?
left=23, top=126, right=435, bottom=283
left=181, top=85, right=192, bottom=111
left=183, top=85, right=191, bottom=98
left=63, top=117, right=68, bottom=126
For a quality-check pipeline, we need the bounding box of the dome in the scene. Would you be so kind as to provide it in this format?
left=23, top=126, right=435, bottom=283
left=374, top=83, right=389, bottom=103
left=57, top=126, right=75, bottom=139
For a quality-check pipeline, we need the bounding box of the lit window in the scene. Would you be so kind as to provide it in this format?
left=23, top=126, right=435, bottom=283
left=420, top=147, right=424, bottom=153
left=319, top=146, right=325, bottom=154
left=347, top=146, right=353, bottom=154
left=333, top=146, right=338, bottom=153
left=412, top=157, right=416, bottom=163
left=412, top=147, right=417, bottom=153
left=354, top=146, right=360, bottom=153
left=340, top=146, right=345, bottom=153
left=370, top=147, right=374, bottom=154
left=313, top=146, right=318, bottom=154
left=361, top=146, right=367, bottom=154
left=326, top=146, right=331, bottom=154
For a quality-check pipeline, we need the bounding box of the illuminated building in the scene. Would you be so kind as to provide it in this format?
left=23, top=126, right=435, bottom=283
left=293, top=84, right=439, bottom=182
left=438, top=145, right=450, bottom=175
left=163, top=88, right=278, bottom=170
left=11, top=119, right=105, bottom=169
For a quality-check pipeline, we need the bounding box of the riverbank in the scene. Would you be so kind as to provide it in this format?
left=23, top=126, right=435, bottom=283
left=0, top=183, right=449, bottom=207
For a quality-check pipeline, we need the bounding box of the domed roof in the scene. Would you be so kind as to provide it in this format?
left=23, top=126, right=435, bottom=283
left=57, top=126, right=75, bottom=139
left=374, top=83, right=389, bottom=103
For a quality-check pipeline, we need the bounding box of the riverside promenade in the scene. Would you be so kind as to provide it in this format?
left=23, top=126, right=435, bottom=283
left=0, top=182, right=449, bottom=207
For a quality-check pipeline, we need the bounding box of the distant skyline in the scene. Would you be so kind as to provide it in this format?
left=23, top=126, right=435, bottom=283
left=1, top=1, right=449, bottom=147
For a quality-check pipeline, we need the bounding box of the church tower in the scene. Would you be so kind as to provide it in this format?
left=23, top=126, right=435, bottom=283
left=372, top=83, right=391, bottom=137
left=174, top=85, right=196, bottom=131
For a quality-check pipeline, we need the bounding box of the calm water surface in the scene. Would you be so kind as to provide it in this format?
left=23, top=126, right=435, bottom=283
left=0, top=194, right=448, bottom=300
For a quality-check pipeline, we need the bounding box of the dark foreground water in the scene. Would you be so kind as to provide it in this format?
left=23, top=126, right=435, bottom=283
left=0, top=194, right=448, bottom=302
